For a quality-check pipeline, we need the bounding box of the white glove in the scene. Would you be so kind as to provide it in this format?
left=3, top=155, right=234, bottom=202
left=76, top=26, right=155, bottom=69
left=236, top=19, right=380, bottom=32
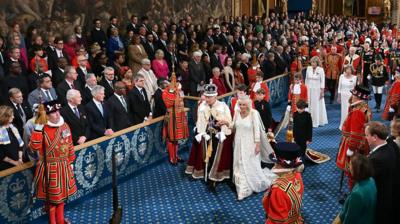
left=34, top=124, right=44, bottom=131
left=286, top=105, right=291, bottom=112
left=195, top=133, right=211, bottom=143
left=215, top=132, right=226, bottom=142
left=305, top=107, right=309, bottom=112
left=367, top=75, right=371, bottom=80
left=389, top=107, right=395, bottom=112
left=346, top=149, right=354, bottom=157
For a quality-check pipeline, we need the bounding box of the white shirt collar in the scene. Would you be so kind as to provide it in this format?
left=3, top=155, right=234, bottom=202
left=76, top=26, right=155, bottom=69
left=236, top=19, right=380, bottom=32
left=370, top=142, right=387, bottom=155
left=93, top=99, right=102, bottom=105
left=68, top=103, right=77, bottom=111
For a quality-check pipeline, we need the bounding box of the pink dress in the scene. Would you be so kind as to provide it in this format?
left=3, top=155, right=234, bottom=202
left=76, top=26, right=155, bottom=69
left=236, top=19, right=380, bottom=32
left=151, top=59, right=170, bottom=79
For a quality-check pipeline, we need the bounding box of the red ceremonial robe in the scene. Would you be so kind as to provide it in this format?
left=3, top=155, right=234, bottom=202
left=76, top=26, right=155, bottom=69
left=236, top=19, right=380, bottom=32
left=382, top=79, right=400, bottom=120
left=30, top=122, right=77, bottom=204
left=249, top=82, right=270, bottom=102
left=288, top=84, right=308, bottom=113
left=162, top=88, right=189, bottom=141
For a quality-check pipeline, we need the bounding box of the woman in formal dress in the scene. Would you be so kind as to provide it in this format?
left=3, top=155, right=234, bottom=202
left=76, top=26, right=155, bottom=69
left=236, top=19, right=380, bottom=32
left=333, top=154, right=376, bottom=224
left=0, top=106, right=24, bottom=171
left=152, top=49, right=170, bottom=79
left=337, top=65, right=357, bottom=129
left=305, top=56, right=328, bottom=127
left=232, top=96, right=276, bottom=200
left=223, top=57, right=235, bottom=92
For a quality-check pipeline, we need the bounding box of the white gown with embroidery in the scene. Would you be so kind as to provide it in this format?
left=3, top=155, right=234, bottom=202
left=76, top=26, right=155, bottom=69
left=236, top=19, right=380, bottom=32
left=337, top=74, right=357, bottom=129
left=233, top=110, right=276, bottom=200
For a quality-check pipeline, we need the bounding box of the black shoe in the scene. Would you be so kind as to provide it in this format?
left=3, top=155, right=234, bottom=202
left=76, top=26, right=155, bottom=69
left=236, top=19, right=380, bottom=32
left=169, top=160, right=177, bottom=166
left=207, top=181, right=216, bottom=192
left=177, top=157, right=185, bottom=163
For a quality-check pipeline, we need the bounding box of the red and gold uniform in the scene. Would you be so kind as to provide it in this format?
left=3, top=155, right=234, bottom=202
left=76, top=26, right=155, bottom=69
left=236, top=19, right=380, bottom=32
left=30, top=116, right=77, bottom=224
left=382, top=78, right=400, bottom=120
left=290, top=58, right=303, bottom=84
left=299, top=44, right=309, bottom=64
left=325, top=51, right=343, bottom=103
left=249, top=81, right=270, bottom=102
left=343, top=53, right=361, bottom=76
left=336, top=100, right=372, bottom=188
left=162, top=85, right=189, bottom=164
left=288, top=83, right=308, bottom=113
left=263, top=171, right=304, bottom=224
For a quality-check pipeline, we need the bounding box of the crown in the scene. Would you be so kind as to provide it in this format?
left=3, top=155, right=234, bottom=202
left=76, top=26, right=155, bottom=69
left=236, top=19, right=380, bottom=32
left=138, top=132, right=146, bottom=142
left=203, top=83, right=218, bottom=96
left=9, top=178, right=25, bottom=193
left=84, top=152, right=95, bottom=163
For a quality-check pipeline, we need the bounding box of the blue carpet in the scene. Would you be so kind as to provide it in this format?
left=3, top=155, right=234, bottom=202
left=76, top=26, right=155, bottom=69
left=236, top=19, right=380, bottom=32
left=33, top=95, right=387, bottom=224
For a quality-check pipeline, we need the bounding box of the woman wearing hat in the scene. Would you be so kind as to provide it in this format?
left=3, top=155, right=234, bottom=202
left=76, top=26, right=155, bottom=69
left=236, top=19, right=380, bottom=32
left=336, top=85, right=372, bottom=190
left=305, top=56, right=328, bottom=127
left=29, top=100, right=76, bottom=223
left=263, top=142, right=304, bottom=224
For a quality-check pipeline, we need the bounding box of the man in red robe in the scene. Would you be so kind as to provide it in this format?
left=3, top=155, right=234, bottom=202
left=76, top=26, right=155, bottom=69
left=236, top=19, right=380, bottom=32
left=30, top=100, right=77, bottom=224
left=336, top=85, right=372, bottom=189
left=162, top=73, right=189, bottom=165
left=325, top=46, right=343, bottom=103
left=343, top=47, right=361, bottom=76
left=382, top=69, right=400, bottom=120
left=263, top=142, right=304, bottom=224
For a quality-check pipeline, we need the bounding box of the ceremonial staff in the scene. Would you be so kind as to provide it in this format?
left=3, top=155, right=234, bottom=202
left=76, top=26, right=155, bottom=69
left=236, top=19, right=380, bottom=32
left=109, top=149, right=122, bottom=224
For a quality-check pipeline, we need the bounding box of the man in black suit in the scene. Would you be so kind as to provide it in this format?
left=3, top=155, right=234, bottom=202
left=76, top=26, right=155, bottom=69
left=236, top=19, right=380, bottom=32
left=75, top=55, right=92, bottom=88
left=50, top=57, right=67, bottom=87
left=126, top=15, right=139, bottom=34
left=365, top=121, right=398, bottom=223
left=3, top=62, right=30, bottom=98
left=152, top=78, right=168, bottom=118
left=106, top=16, right=118, bottom=38
left=143, top=33, right=156, bottom=61
left=56, top=66, right=82, bottom=106
left=85, top=85, right=114, bottom=140
left=275, top=46, right=288, bottom=75
left=210, top=45, right=223, bottom=70
left=4, top=47, right=28, bottom=77
left=7, top=88, right=33, bottom=136
left=156, top=31, right=169, bottom=55
left=82, top=73, right=97, bottom=105
left=128, top=74, right=152, bottom=125
left=105, top=81, right=132, bottom=131
left=90, top=19, right=107, bottom=49
left=60, top=89, right=90, bottom=145
left=47, top=37, right=69, bottom=71
left=188, top=51, right=206, bottom=96
left=203, top=28, right=214, bottom=46
left=99, top=67, right=115, bottom=100
left=164, top=42, right=178, bottom=71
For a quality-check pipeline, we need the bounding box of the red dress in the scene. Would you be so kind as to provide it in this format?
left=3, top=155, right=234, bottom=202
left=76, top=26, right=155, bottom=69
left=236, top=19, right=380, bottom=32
left=263, top=172, right=304, bottom=224
left=382, top=80, right=400, bottom=120
left=30, top=122, right=77, bottom=204
left=336, top=101, right=372, bottom=171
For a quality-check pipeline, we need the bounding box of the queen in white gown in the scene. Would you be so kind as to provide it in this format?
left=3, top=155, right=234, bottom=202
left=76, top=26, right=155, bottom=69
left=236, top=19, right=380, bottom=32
left=337, top=65, right=357, bottom=129
left=232, top=96, right=276, bottom=200
left=305, top=56, right=328, bottom=127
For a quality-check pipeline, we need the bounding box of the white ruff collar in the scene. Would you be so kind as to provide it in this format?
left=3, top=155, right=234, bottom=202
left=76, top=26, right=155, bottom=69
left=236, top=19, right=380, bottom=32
left=47, top=117, right=64, bottom=127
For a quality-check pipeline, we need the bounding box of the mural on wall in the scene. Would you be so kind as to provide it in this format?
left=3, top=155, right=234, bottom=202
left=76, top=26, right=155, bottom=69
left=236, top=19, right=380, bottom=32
left=0, top=0, right=231, bottom=37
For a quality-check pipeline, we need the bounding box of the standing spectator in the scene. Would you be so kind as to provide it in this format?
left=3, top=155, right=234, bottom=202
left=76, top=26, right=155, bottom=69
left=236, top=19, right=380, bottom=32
left=152, top=49, right=170, bottom=79
left=138, top=59, right=158, bottom=106
left=128, top=35, right=147, bottom=74
left=106, top=27, right=124, bottom=62
left=128, top=74, right=152, bottom=125
left=7, top=88, right=33, bottom=140
left=210, top=45, right=223, bottom=70
left=305, top=56, right=328, bottom=127
left=223, top=57, right=235, bottom=92
left=74, top=25, right=87, bottom=48
left=51, top=57, right=68, bottom=88
left=99, top=67, right=116, bottom=100
left=76, top=55, right=92, bottom=88
left=92, top=52, right=108, bottom=79
left=105, top=81, right=132, bottom=131
left=143, top=33, right=156, bottom=61
left=60, top=89, right=89, bottom=145
left=211, top=67, right=227, bottom=96
left=111, top=52, right=128, bottom=81
left=126, top=15, right=139, bottom=34
left=275, top=46, right=287, bottom=75
left=176, top=60, right=190, bottom=95
left=334, top=154, right=377, bottom=224
left=47, top=37, right=69, bottom=71
left=63, top=35, right=79, bottom=61
left=4, top=47, right=27, bottom=77
left=8, top=32, right=28, bottom=70
left=85, top=85, right=114, bottom=140
left=165, top=42, right=178, bottom=71
left=337, top=65, right=357, bottom=129
left=106, top=16, right=119, bottom=38
left=262, top=53, right=277, bottom=80
left=29, top=45, right=48, bottom=73
left=28, top=73, right=58, bottom=107
left=4, top=62, right=29, bottom=97
left=365, top=121, right=398, bottom=223
left=121, top=69, right=134, bottom=92
left=90, top=19, right=107, bottom=49
left=82, top=73, right=97, bottom=105
left=56, top=65, right=82, bottom=106
left=188, top=51, right=206, bottom=96
left=0, top=105, right=24, bottom=171
left=153, top=78, right=168, bottom=118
